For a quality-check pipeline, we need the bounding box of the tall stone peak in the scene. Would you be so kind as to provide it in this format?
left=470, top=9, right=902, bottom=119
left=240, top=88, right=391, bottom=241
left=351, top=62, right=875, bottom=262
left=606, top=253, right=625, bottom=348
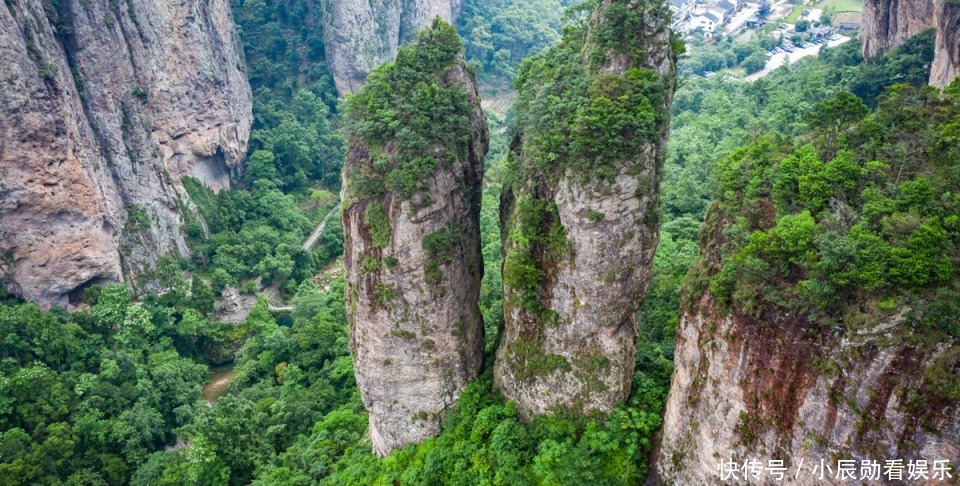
left=656, top=90, right=960, bottom=482
left=341, top=19, right=487, bottom=456
left=494, top=0, right=679, bottom=420
left=0, top=0, right=252, bottom=307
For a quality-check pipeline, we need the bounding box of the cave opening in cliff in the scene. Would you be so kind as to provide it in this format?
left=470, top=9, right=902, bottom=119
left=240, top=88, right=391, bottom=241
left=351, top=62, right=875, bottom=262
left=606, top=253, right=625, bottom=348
left=67, top=276, right=116, bottom=305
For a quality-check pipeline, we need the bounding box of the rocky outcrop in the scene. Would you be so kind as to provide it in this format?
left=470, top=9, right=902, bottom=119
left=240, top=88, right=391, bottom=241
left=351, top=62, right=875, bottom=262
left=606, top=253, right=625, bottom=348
left=861, top=0, right=937, bottom=58
left=341, top=20, right=487, bottom=456
left=494, top=0, right=678, bottom=419
left=657, top=292, right=960, bottom=484
left=0, top=0, right=251, bottom=307
left=862, top=0, right=960, bottom=87
left=320, top=0, right=462, bottom=94
left=931, top=0, right=960, bottom=88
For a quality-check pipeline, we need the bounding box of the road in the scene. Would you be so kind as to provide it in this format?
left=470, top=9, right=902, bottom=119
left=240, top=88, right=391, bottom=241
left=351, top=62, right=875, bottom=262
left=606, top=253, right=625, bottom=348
left=302, top=202, right=341, bottom=250
left=263, top=202, right=340, bottom=311
left=746, top=35, right=852, bottom=81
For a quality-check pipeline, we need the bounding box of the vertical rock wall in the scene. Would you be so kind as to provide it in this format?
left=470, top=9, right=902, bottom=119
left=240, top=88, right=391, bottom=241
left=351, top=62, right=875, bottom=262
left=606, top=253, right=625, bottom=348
left=494, top=0, right=678, bottom=419
left=320, top=0, right=462, bottom=94
left=862, top=0, right=960, bottom=87
left=657, top=288, right=960, bottom=485
left=341, top=20, right=487, bottom=456
left=0, top=0, right=252, bottom=307
left=861, top=0, right=937, bottom=58
left=931, top=0, right=960, bottom=88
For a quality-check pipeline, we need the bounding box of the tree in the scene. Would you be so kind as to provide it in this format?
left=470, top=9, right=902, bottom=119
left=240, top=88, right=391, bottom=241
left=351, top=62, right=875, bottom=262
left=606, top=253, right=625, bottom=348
left=189, top=276, right=216, bottom=316
left=805, top=90, right=869, bottom=153
left=742, top=50, right=768, bottom=74
left=457, top=0, right=564, bottom=81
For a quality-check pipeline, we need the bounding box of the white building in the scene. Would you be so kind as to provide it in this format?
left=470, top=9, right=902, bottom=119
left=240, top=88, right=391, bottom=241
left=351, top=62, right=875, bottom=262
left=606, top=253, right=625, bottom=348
left=689, top=11, right=720, bottom=32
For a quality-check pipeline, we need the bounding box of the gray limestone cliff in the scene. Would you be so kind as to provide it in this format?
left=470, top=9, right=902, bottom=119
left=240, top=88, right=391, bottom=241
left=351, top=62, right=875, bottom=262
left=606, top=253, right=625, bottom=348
left=861, top=0, right=937, bottom=58
left=0, top=0, right=252, bottom=307
left=341, top=20, right=487, bottom=456
left=656, top=199, right=960, bottom=484
left=930, top=0, right=960, bottom=88
left=320, top=0, right=462, bottom=94
left=657, top=296, right=960, bottom=485
left=494, top=0, right=678, bottom=419
left=862, top=0, right=960, bottom=87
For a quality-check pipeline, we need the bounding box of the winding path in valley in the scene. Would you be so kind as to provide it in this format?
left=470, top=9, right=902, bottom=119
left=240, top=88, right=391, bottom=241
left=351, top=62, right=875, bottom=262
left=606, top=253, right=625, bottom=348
left=265, top=202, right=340, bottom=312
left=302, top=202, right=341, bottom=250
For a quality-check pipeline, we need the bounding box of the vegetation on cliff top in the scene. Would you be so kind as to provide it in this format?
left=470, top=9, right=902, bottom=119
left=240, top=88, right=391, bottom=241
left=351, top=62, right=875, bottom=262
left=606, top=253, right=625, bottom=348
left=696, top=81, right=960, bottom=339
left=675, top=29, right=960, bottom=443
left=658, top=31, right=939, bottom=352
left=508, top=0, right=677, bottom=187
left=501, top=0, right=677, bottom=336
left=344, top=19, right=476, bottom=202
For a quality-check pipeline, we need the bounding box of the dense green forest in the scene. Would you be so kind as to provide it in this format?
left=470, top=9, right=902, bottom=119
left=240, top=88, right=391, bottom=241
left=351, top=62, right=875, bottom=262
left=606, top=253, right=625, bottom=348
left=0, top=0, right=951, bottom=483
left=457, top=0, right=583, bottom=83
left=694, top=81, right=960, bottom=340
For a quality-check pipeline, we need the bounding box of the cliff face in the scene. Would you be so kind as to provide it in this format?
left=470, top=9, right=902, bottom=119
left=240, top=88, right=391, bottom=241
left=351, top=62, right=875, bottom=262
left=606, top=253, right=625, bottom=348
left=341, top=20, right=487, bottom=456
left=658, top=293, right=960, bottom=484
left=931, top=1, right=960, bottom=88
left=861, top=0, right=937, bottom=58
left=0, top=0, right=251, bottom=307
left=320, top=0, right=462, bottom=94
left=862, top=0, right=960, bottom=87
left=494, top=0, right=678, bottom=419
left=657, top=86, right=960, bottom=481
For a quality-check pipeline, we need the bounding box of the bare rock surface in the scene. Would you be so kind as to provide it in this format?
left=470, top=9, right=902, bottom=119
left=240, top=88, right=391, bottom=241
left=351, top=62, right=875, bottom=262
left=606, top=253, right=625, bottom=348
left=0, top=0, right=251, bottom=306
left=657, top=292, right=960, bottom=484
left=320, top=0, right=462, bottom=94
left=494, top=0, right=678, bottom=419
left=931, top=0, right=960, bottom=88
left=862, top=0, right=960, bottom=87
